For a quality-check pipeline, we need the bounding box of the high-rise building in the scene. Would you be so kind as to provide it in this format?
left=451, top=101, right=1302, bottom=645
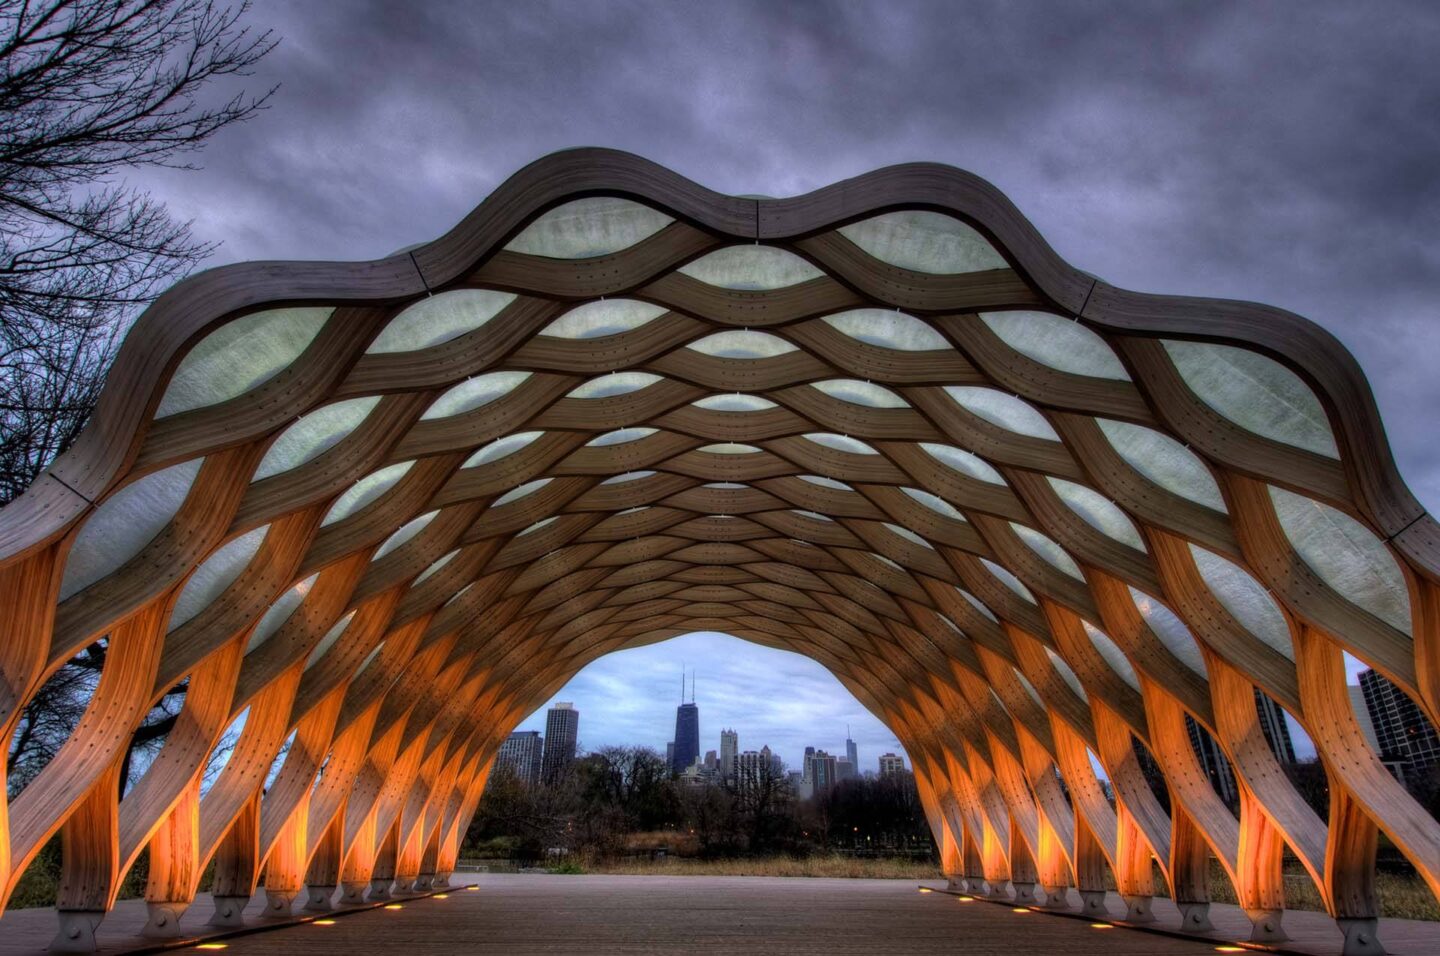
left=735, top=748, right=771, bottom=792
left=1350, top=685, right=1382, bottom=752
left=836, top=760, right=856, bottom=781
left=806, top=750, right=838, bottom=794
left=1254, top=688, right=1297, bottom=764
left=802, top=745, right=816, bottom=782
left=541, top=702, right=579, bottom=783
left=671, top=672, right=700, bottom=774
left=879, top=753, right=906, bottom=779
left=845, top=729, right=858, bottom=772
left=666, top=741, right=674, bottom=767
left=720, top=728, right=738, bottom=780
left=1185, top=714, right=1238, bottom=807
left=496, top=730, right=543, bottom=786
left=1359, top=668, right=1440, bottom=785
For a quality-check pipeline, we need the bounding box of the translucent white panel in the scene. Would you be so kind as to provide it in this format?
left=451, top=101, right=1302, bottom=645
left=615, top=505, right=651, bottom=516
left=540, top=299, right=668, bottom=339
left=678, top=245, right=824, bottom=289
left=421, top=371, right=532, bottom=420
left=1189, top=544, right=1293, bottom=658
left=367, top=290, right=516, bottom=354
left=919, top=443, right=1005, bottom=484
left=1048, top=478, right=1145, bottom=550
left=871, top=552, right=906, bottom=572
left=704, top=482, right=748, bottom=489
left=1015, top=669, right=1046, bottom=708
left=822, top=309, right=948, bottom=351
left=442, top=582, right=474, bottom=608
left=414, top=550, right=457, bottom=585
left=981, top=557, right=1035, bottom=602
left=519, top=516, right=558, bottom=536
left=322, top=461, right=415, bottom=526
left=687, top=329, right=797, bottom=358
left=1096, top=419, right=1227, bottom=512
left=886, top=523, right=934, bottom=549
left=353, top=641, right=385, bottom=679
left=587, top=427, right=657, bottom=447
left=462, top=431, right=545, bottom=469
left=373, top=511, right=437, bottom=561
left=158, top=309, right=331, bottom=417
left=812, top=379, right=909, bottom=408
left=837, top=210, right=1007, bottom=274
left=979, top=312, right=1129, bottom=380
left=1162, top=340, right=1338, bottom=457
left=698, top=443, right=761, bottom=454
left=503, top=197, right=673, bottom=258
left=254, top=397, right=381, bottom=481
left=902, top=487, right=965, bottom=521
left=169, top=526, right=269, bottom=630
left=798, top=475, right=853, bottom=491
left=493, top=479, right=550, bottom=507
left=791, top=509, right=834, bottom=522
left=566, top=372, right=662, bottom=399
left=247, top=574, right=318, bottom=653
left=601, top=470, right=654, bottom=485
left=692, top=394, right=779, bottom=412
left=1047, top=648, right=1088, bottom=700
left=803, top=433, right=878, bottom=455
left=1082, top=621, right=1140, bottom=689
left=958, top=588, right=997, bottom=622
left=1011, top=523, right=1084, bottom=580
left=1129, top=587, right=1207, bottom=675
left=60, top=459, right=204, bottom=600
left=943, top=387, right=1058, bottom=440
left=304, top=612, right=354, bottom=670
left=1269, top=486, right=1412, bottom=634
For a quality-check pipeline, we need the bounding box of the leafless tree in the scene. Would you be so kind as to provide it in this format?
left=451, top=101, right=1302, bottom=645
left=0, top=0, right=277, bottom=503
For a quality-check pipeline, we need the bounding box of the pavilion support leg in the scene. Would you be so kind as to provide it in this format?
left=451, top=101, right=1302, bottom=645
left=367, top=822, right=398, bottom=902
left=961, top=833, right=987, bottom=896
left=340, top=882, right=368, bottom=905
left=50, top=762, right=124, bottom=953
left=1079, top=890, right=1108, bottom=918
left=142, top=782, right=201, bottom=937
left=209, top=795, right=260, bottom=927
left=1329, top=785, right=1385, bottom=955
left=1114, top=808, right=1155, bottom=923
left=1040, top=884, right=1070, bottom=909
left=262, top=810, right=306, bottom=918
left=303, top=815, right=340, bottom=911
left=1073, top=813, right=1109, bottom=919
left=1169, top=807, right=1213, bottom=932
left=262, top=886, right=297, bottom=918
left=1008, top=819, right=1038, bottom=905
left=415, top=825, right=440, bottom=892
left=1036, top=815, right=1070, bottom=910
left=1237, top=790, right=1287, bottom=943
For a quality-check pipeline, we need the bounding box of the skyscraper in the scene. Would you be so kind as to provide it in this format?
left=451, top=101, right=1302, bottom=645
left=845, top=727, right=858, bottom=771
left=1359, top=668, right=1440, bottom=785
left=671, top=672, right=700, bottom=774
left=541, top=702, right=579, bottom=783
left=806, top=750, right=839, bottom=794
left=720, top=728, right=738, bottom=781
left=496, top=730, right=543, bottom=786
left=802, top=745, right=816, bottom=782
left=1254, top=688, right=1296, bottom=763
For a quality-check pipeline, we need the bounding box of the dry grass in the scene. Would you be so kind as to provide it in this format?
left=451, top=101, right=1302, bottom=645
left=1201, top=862, right=1440, bottom=922
left=587, top=855, right=943, bottom=881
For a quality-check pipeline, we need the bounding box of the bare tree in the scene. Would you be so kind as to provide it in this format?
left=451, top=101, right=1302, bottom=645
left=0, top=0, right=277, bottom=502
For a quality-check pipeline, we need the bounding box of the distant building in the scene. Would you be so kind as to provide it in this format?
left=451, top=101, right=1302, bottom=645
left=496, top=730, right=542, bottom=786
left=541, top=702, right=579, bottom=783
left=720, top=729, right=738, bottom=780
left=1359, top=668, right=1440, bottom=786
left=879, top=753, right=905, bottom=779
left=735, top=745, right=776, bottom=793
left=1350, top=685, right=1382, bottom=752
left=671, top=673, right=700, bottom=774
left=666, top=741, right=674, bottom=766
left=704, top=749, right=718, bottom=772
left=1185, top=714, right=1238, bottom=807
left=845, top=730, right=858, bottom=772
left=1254, top=689, right=1297, bottom=764
left=806, top=750, right=838, bottom=794
left=836, top=760, right=856, bottom=781
left=802, top=745, right=816, bottom=782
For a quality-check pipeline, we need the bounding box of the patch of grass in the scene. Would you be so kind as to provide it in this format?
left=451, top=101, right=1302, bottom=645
left=549, top=860, right=586, bottom=875
left=589, top=854, right=943, bottom=880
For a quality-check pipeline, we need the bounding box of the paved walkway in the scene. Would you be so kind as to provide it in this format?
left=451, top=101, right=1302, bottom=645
left=0, top=875, right=1435, bottom=954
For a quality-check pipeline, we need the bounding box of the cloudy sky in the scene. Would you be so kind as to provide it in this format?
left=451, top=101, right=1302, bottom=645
left=125, top=1, right=1440, bottom=755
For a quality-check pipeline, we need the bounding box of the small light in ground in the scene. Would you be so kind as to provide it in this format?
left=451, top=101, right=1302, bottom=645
left=1012, top=907, right=1030, bottom=913
left=918, top=887, right=932, bottom=893
left=1090, top=923, right=1114, bottom=929
left=314, top=919, right=336, bottom=925
left=384, top=903, right=403, bottom=910
left=196, top=946, right=229, bottom=951
left=1215, top=949, right=1247, bottom=953
left=434, top=893, right=449, bottom=899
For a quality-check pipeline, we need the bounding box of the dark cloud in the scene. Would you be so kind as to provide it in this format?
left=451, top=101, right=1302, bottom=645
left=128, top=1, right=1440, bottom=722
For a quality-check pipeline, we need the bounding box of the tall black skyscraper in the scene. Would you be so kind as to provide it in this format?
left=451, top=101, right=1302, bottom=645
left=541, top=702, right=579, bottom=783
left=671, top=671, right=700, bottom=773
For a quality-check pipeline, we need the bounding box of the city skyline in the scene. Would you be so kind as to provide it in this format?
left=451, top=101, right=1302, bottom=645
left=510, top=632, right=906, bottom=772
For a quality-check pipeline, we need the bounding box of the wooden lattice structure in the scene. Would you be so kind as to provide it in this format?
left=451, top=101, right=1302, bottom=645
left=0, top=149, right=1436, bottom=954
